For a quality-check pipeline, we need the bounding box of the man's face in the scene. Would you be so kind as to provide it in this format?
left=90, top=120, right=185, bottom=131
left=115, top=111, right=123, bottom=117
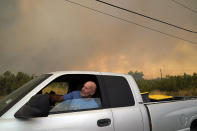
left=80, top=82, right=96, bottom=98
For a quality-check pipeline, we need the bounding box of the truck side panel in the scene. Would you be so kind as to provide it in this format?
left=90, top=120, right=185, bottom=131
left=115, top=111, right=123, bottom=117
left=111, top=106, right=144, bottom=131
left=146, top=100, right=197, bottom=131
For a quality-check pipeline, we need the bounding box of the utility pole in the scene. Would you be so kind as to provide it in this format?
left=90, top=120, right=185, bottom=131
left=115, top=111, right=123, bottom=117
left=160, top=68, right=163, bottom=79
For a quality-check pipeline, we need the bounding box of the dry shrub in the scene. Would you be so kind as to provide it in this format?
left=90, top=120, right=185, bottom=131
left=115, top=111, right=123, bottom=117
left=173, top=88, right=197, bottom=96
left=0, top=96, right=4, bottom=100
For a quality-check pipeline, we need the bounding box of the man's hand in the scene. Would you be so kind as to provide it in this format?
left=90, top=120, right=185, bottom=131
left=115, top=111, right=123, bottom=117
left=49, top=94, right=64, bottom=103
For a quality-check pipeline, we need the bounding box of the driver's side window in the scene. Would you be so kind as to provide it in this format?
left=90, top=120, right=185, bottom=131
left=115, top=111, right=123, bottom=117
left=40, top=74, right=102, bottom=114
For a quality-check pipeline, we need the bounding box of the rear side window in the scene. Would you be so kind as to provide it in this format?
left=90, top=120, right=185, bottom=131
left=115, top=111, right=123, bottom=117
left=102, top=75, right=135, bottom=108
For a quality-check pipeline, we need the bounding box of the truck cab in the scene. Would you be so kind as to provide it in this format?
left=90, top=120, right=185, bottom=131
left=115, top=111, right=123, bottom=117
left=0, top=71, right=147, bottom=131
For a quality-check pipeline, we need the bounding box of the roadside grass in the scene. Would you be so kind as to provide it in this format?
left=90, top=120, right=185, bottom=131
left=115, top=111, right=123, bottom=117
left=149, top=88, right=197, bottom=96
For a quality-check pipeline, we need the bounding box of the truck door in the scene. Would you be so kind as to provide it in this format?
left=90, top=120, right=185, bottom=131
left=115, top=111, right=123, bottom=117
left=101, top=75, right=144, bottom=131
left=1, top=109, right=114, bottom=131
left=0, top=74, right=115, bottom=131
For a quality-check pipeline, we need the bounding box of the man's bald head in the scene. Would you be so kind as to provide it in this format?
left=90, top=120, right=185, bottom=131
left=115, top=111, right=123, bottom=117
left=80, top=81, right=97, bottom=98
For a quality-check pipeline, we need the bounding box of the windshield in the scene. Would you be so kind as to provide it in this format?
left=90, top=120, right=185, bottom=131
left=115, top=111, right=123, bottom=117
left=0, top=74, right=52, bottom=116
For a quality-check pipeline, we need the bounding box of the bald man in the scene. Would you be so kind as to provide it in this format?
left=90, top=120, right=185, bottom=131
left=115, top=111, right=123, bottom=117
left=50, top=81, right=97, bottom=102
left=79, top=81, right=97, bottom=98
left=49, top=81, right=99, bottom=111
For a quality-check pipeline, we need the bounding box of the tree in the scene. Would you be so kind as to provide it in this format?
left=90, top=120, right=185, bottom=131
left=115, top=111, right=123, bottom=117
left=128, top=71, right=144, bottom=80
left=0, top=71, right=34, bottom=97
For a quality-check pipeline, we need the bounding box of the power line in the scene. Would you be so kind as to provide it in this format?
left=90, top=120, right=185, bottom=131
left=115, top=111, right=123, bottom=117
left=64, top=0, right=197, bottom=45
left=171, top=0, right=197, bottom=14
left=96, top=0, right=197, bottom=34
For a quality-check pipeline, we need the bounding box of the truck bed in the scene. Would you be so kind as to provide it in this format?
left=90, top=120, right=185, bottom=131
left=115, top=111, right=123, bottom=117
left=141, top=92, right=197, bottom=103
left=143, top=98, right=197, bottom=131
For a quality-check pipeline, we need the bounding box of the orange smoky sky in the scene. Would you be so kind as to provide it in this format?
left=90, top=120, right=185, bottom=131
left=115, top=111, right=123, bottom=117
left=0, top=0, right=197, bottom=79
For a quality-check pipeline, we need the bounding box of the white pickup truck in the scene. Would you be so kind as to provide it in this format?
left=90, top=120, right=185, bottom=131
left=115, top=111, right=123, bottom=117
left=0, top=71, right=197, bottom=131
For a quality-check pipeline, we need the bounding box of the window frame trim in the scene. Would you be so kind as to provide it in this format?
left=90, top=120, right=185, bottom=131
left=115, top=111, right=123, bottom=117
left=47, top=74, right=111, bottom=114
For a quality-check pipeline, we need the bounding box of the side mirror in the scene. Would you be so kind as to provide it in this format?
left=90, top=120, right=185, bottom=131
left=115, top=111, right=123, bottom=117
left=14, top=94, right=50, bottom=118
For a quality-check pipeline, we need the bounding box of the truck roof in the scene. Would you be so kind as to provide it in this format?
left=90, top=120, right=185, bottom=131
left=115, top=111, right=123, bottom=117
left=47, top=71, right=126, bottom=76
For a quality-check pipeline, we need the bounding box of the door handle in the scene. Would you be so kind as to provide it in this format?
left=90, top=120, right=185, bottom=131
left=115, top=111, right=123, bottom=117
left=97, top=118, right=111, bottom=127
